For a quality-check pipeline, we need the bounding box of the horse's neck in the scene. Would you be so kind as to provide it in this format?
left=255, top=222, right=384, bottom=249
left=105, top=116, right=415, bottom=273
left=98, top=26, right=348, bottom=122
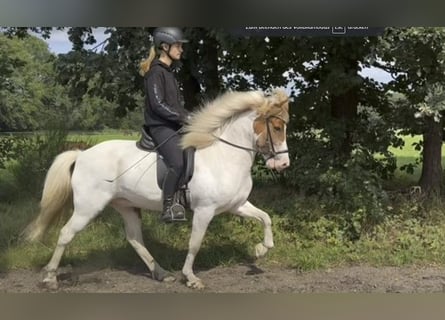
left=217, top=111, right=256, bottom=163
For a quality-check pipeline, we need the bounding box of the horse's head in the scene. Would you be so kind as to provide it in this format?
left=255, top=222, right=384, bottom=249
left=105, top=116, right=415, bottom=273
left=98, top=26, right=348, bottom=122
left=253, top=89, right=290, bottom=172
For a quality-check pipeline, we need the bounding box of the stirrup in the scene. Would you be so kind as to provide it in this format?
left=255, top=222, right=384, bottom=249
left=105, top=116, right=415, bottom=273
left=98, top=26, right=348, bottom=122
left=161, top=203, right=187, bottom=223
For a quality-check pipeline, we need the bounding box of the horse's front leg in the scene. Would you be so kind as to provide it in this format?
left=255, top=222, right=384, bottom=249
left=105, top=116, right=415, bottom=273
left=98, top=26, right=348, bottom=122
left=231, top=201, right=274, bottom=258
left=182, top=207, right=214, bottom=289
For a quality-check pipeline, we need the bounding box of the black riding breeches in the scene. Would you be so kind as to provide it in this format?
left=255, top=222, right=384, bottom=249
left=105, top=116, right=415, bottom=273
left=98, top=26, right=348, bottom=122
left=149, top=126, right=184, bottom=198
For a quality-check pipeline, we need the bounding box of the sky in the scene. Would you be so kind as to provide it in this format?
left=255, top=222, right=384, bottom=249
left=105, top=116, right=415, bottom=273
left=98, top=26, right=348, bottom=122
left=41, top=28, right=393, bottom=84
left=42, top=27, right=108, bottom=53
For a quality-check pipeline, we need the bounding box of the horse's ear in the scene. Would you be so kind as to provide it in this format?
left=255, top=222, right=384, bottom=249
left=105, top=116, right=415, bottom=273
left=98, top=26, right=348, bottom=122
left=278, top=97, right=289, bottom=107
left=274, top=91, right=289, bottom=111
left=261, top=88, right=289, bottom=117
left=271, top=89, right=289, bottom=107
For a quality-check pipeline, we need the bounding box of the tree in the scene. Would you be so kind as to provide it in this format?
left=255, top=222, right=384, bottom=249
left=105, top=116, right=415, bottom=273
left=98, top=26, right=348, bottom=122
left=0, top=33, right=69, bottom=131
left=377, top=27, right=445, bottom=195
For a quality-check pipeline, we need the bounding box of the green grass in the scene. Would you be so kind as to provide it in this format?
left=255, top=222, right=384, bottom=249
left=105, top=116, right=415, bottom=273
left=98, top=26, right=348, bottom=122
left=67, top=130, right=139, bottom=144
left=2, top=182, right=445, bottom=273
left=265, top=215, right=445, bottom=270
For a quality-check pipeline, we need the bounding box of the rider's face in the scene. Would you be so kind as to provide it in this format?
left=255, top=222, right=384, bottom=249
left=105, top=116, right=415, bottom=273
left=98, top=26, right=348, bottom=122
left=168, top=42, right=184, bottom=60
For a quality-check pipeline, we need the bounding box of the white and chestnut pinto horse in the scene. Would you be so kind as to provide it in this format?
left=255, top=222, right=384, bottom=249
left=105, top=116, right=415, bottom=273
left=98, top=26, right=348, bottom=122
left=25, top=88, right=290, bottom=290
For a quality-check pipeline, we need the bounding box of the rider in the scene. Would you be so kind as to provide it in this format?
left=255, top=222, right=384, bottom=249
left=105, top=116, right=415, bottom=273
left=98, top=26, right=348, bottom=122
left=139, top=27, right=189, bottom=223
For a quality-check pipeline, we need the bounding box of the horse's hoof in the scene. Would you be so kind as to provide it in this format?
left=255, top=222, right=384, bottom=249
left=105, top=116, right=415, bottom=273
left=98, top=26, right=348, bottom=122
left=152, top=264, right=176, bottom=283
left=162, top=275, right=176, bottom=283
left=186, top=279, right=205, bottom=290
left=42, top=278, right=59, bottom=290
left=255, top=242, right=268, bottom=258
left=152, top=261, right=178, bottom=283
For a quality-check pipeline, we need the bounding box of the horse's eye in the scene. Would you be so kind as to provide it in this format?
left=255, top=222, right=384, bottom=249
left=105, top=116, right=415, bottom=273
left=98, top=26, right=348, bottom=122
left=273, top=126, right=282, bottom=132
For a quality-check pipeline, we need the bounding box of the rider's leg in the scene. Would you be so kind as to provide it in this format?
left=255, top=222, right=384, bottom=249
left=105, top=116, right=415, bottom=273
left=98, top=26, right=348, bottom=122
left=161, top=167, right=184, bottom=222
left=149, top=126, right=185, bottom=222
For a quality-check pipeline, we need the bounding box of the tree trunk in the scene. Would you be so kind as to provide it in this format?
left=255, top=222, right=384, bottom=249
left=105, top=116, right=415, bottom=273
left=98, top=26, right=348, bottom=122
left=419, top=116, right=443, bottom=195
left=180, top=28, right=220, bottom=111
left=201, top=35, right=220, bottom=100
left=330, top=86, right=359, bottom=160
left=181, top=70, right=201, bottom=111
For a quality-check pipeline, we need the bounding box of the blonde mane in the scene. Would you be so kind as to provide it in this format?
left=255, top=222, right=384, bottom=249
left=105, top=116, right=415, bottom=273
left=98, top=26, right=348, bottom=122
left=181, top=88, right=289, bottom=149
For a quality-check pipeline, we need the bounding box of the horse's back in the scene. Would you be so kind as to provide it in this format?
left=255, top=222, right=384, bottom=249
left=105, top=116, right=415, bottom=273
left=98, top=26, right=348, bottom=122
left=81, top=139, right=146, bottom=160
left=72, top=139, right=147, bottom=184
left=86, top=139, right=138, bottom=152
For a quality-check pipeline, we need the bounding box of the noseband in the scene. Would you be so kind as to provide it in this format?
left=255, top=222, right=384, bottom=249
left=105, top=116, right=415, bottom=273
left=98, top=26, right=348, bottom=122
left=212, top=115, right=289, bottom=160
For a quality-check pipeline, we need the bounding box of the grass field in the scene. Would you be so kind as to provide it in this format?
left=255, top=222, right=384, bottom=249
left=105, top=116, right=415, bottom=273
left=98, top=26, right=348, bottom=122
left=67, top=130, right=140, bottom=144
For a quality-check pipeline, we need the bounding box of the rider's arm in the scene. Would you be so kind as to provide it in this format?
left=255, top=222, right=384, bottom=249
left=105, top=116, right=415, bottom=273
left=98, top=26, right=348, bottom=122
left=145, top=73, right=187, bottom=125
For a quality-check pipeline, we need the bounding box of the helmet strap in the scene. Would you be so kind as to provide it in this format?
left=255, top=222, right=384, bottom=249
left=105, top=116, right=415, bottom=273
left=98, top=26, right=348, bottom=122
left=159, top=43, right=174, bottom=62
left=167, top=45, right=179, bottom=62
left=159, top=43, right=181, bottom=70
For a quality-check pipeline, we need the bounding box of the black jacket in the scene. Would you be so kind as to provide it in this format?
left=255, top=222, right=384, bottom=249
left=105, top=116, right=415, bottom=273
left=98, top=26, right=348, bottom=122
left=143, top=59, right=188, bottom=130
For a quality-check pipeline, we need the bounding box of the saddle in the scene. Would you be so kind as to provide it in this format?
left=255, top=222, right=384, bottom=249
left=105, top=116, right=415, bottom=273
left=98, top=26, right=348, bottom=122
left=136, top=125, right=195, bottom=211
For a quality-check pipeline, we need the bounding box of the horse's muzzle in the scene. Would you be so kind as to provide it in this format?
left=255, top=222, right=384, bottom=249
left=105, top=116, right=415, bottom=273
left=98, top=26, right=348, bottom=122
left=266, top=158, right=290, bottom=171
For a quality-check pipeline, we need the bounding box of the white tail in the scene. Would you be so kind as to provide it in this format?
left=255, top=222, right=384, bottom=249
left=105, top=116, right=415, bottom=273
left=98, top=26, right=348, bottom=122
left=24, top=150, right=81, bottom=242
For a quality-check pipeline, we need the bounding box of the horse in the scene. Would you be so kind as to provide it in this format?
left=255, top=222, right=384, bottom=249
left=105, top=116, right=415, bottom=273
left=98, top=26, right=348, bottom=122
left=24, top=88, right=291, bottom=290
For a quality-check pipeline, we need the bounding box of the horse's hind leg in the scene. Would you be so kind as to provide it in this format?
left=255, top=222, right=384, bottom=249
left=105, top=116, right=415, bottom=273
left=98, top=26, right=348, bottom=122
left=113, top=204, right=175, bottom=282
left=42, top=208, right=100, bottom=289
left=231, top=201, right=274, bottom=258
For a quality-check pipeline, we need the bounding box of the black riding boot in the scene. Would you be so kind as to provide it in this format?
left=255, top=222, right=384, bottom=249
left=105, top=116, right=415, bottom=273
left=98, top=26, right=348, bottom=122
left=161, top=196, right=174, bottom=222
left=160, top=169, right=186, bottom=223
left=161, top=195, right=186, bottom=222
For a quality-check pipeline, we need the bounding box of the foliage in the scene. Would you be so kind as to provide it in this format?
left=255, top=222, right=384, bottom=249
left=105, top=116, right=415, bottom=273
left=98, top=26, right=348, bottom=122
left=0, top=34, right=71, bottom=131
left=9, top=127, right=69, bottom=197
left=54, top=28, right=153, bottom=115
left=0, top=136, right=15, bottom=169
left=0, top=30, right=143, bottom=132
left=0, top=36, right=25, bottom=92
left=378, top=28, right=445, bottom=135
left=318, top=149, right=389, bottom=239
left=281, top=135, right=389, bottom=240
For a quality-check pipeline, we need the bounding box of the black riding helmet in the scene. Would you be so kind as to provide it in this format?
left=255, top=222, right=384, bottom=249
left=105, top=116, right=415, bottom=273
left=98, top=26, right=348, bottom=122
left=153, top=27, right=189, bottom=48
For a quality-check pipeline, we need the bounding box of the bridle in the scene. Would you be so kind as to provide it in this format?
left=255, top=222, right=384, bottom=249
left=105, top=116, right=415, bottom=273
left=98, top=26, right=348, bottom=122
left=212, top=114, right=289, bottom=161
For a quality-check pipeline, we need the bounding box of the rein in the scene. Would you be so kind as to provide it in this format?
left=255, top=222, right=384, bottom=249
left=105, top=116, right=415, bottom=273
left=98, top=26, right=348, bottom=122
left=212, top=135, right=258, bottom=153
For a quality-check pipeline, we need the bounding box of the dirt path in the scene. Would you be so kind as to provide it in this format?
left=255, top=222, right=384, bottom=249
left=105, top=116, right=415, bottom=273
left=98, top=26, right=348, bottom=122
left=2, top=264, right=445, bottom=293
